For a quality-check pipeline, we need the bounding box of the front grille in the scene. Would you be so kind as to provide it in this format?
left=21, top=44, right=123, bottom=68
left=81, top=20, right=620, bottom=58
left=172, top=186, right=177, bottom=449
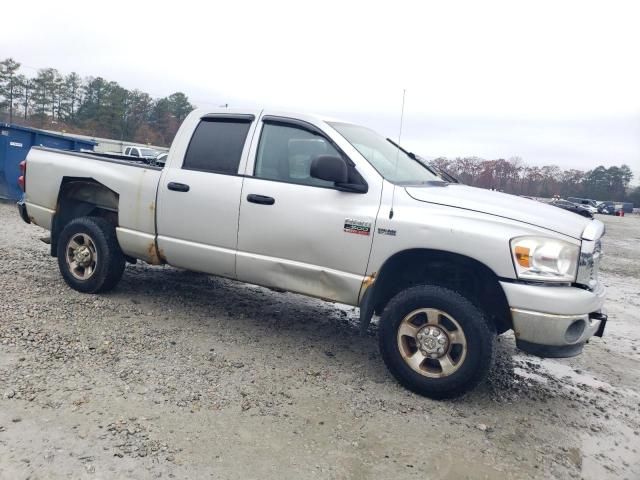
left=576, top=236, right=603, bottom=290
left=591, top=239, right=602, bottom=284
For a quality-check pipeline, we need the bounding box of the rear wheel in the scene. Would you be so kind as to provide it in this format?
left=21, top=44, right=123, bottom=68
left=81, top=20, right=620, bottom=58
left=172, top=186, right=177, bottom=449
left=378, top=285, right=495, bottom=399
left=57, top=216, right=125, bottom=293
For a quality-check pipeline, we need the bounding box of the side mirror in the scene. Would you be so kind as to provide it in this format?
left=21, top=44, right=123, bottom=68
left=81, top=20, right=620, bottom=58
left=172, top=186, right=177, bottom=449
left=310, top=155, right=348, bottom=184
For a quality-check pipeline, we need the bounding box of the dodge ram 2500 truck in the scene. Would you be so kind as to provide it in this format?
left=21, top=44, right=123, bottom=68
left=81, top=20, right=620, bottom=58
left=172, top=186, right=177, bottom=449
left=16, top=108, right=607, bottom=399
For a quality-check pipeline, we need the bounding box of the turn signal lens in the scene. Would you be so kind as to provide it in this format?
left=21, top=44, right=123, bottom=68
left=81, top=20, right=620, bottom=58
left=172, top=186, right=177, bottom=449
left=514, top=246, right=530, bottom=267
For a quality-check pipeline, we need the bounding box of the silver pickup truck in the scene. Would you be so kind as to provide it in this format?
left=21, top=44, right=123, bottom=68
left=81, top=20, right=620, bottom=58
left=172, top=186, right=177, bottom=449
left=16, top=108, right=607, bottom=399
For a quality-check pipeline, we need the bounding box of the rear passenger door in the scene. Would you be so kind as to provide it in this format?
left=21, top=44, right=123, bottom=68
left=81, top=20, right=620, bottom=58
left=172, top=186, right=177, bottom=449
left=156, top=113, right=257, bottom=278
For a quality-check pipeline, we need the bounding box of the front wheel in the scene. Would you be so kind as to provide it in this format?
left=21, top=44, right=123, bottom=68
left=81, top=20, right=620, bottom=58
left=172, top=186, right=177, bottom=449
left=57, top=216, right=125, bottom=293
left=378, top=285, right=495, bottom=399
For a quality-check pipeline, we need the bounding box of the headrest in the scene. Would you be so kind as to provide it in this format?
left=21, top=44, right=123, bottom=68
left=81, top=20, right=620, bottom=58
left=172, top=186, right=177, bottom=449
left=288, top=138, right=327, bottom=157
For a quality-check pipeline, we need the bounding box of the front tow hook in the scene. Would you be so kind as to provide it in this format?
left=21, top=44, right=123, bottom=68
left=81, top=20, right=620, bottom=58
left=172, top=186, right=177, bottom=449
left=590, top=312, right=608, bottom=337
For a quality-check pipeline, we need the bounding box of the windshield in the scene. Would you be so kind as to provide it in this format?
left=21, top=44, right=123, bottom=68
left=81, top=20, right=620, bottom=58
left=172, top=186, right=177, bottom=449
left=140, top=148, right=160, bottom=157
left=329, top=122, right=440, bottom=185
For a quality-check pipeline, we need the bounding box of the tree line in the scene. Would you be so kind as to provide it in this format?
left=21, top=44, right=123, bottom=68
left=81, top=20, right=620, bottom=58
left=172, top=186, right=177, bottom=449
left=431, top=156, right=637, bottom=204
left=1, top=57, right=637, bottom=204
left=0, top=57, right=194, bottom=146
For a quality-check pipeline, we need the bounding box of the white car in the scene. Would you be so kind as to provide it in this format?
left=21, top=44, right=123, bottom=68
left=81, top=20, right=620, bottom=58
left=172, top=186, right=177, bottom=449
left=574, top=203, right=598, bottom=214
left=123, top=145, right=161, bottom=160
left=568, top=197, right=599, bottom=214
left=16, top=108, right=607, bottom=399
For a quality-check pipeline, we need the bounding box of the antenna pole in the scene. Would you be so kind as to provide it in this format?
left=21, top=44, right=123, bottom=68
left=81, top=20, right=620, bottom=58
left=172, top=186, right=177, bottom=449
left=390, top=89, right=406, bottom=219
left=397, top=89, right=406, bottom=149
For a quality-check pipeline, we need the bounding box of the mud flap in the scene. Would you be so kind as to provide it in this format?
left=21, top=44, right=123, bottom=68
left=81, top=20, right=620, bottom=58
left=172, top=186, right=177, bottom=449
left=16, top=200, right=30, bottom=224
left=359, top=287, right=375, bottom=335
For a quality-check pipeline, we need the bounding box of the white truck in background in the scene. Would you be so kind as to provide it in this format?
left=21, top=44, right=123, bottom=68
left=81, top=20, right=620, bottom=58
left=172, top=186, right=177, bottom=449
left=123, top=145, right=162, bottom=161
left=16, top=108, right=607, bottom=399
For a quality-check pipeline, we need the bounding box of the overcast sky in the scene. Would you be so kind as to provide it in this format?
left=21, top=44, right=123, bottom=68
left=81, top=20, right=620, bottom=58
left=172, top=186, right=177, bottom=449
left=4, top=0, right=639, bottom=182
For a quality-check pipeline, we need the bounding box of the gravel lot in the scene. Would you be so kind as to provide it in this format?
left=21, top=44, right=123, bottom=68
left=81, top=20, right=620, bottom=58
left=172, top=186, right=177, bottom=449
left=1, top=200, right=639, bottom=479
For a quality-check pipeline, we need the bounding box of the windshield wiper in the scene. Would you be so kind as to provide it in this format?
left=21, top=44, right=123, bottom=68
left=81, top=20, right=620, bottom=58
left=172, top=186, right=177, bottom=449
left=386, top=138, right=418, bottom=159
left=386, top=138, right=454, bottom=181
left=416, top=157, right=460, bottom=184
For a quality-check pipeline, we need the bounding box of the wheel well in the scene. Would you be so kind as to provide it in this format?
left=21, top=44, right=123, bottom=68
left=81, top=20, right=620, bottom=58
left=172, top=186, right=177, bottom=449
left=50, top=178, right=119, bottom=257
left=365, top=249, right=512, bottom=334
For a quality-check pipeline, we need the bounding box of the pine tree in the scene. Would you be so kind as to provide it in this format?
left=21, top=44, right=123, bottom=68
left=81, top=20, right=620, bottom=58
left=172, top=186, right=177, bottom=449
left=0, top=58, right=21, bottom=123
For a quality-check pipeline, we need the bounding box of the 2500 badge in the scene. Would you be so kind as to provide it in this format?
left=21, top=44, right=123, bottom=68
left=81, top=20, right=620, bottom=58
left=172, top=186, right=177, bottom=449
left=344, top=219, right=371, bottom=236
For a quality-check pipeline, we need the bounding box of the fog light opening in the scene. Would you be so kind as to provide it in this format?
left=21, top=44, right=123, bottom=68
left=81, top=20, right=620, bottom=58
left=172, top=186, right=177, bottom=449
left=565, top=319, right=586, bottom=343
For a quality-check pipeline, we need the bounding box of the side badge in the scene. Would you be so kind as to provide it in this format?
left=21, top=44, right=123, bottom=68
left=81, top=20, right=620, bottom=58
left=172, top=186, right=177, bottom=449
left=378, top=228, right=397, bottom=236
left=344, top=219, right=371, bottom=236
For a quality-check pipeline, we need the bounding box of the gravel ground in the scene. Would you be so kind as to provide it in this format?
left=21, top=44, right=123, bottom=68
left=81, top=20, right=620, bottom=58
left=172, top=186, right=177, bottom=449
left=0, top=200, right=639, bottom=480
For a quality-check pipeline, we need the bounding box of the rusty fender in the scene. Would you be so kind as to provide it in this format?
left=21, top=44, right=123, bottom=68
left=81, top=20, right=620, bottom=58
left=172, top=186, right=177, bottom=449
left=359, top=272, right=377, bottom=335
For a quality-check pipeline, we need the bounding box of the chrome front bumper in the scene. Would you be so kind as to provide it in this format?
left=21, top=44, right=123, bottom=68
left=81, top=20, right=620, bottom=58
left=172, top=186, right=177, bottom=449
left=500, top=280, right=607, bottom=358
left=510, top=307, right=607, bottom=357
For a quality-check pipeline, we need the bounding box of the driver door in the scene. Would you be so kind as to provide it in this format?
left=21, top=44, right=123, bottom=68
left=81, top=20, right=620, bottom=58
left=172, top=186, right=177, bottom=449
left=236, top=116, right=383, bottom=305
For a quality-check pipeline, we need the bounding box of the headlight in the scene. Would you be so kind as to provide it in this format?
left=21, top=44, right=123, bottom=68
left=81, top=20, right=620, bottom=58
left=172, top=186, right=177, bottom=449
left=510, top=236, right=579, bottom=282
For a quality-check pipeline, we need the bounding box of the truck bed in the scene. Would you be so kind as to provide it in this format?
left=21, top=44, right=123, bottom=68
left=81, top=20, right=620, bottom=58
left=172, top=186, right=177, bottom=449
left=56, top=148, right=164, bottom=169
left=24, top=146, right=163, bottom=263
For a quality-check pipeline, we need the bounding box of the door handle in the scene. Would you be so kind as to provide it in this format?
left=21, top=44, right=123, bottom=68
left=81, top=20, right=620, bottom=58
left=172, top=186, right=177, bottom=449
left=247, top=194, right=275, bottom=205
left=167, top=182, right=190, bottom=192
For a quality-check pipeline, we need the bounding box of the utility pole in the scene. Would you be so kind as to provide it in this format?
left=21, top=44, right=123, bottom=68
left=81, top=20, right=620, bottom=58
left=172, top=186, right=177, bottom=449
left=0, top=63, right=7, bottom=123
left=8, top=74, right=13, bottom=124
left=23, top=79, right=30, bottom=121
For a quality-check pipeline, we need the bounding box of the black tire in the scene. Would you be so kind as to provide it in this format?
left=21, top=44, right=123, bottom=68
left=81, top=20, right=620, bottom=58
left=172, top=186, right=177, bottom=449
left=378, top=285, right=495, bottom=399
left=57, top=216, right=125, bottom=293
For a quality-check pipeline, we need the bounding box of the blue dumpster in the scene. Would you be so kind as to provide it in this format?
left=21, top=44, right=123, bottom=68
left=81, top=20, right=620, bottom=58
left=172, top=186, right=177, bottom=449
left=0, top=124, right=96, bottom=200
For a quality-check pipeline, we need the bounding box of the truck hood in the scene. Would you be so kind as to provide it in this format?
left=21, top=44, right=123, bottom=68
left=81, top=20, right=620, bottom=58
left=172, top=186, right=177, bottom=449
left=405, top=184, right=589, bottom=239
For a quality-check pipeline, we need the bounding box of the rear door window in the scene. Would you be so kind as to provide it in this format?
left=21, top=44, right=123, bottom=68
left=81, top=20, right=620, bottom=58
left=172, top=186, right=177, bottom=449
left=183, top=118, right=252, bottom=174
